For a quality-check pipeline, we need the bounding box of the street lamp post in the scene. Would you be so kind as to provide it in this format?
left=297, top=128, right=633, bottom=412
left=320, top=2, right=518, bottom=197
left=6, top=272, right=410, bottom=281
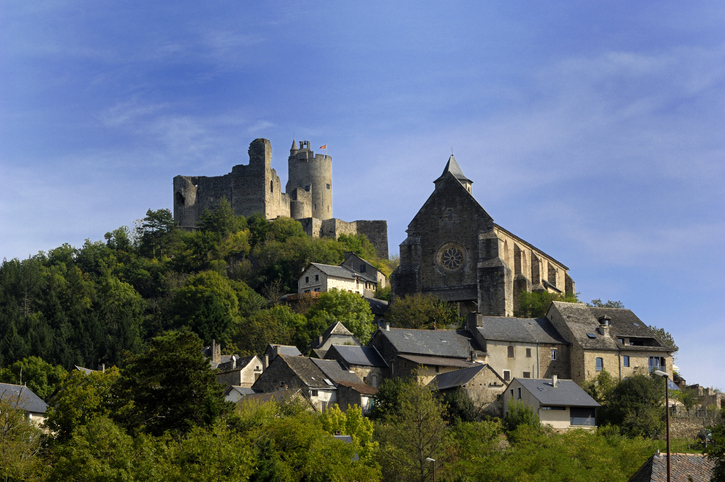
left=425, top=457, right=436, bottom=482
left=653, top=369, right=671, bottom=482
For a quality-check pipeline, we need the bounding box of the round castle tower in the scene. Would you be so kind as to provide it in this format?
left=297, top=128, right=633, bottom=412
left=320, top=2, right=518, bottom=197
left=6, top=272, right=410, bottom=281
left=286, top=140, right=332, bottom=220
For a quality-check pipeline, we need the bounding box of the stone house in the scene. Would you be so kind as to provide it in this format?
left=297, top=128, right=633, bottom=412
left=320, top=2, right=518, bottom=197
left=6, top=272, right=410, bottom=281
left=628, top=453, right=715, bottom=482
left=309, top=358, right=377, bottom=413
left=0, top=383, right=48, bottom=428
left=368, top=325, right=484, bottom=385
left=427, top=363, right=506, bottom=414
left=340, top=252, right=387, bottom=289
left=252, top=354, right=338, bottom=412
left=307, top=321, right=361, bottom=358
left=465, top=313, right=571, bottom=383
left=215, top=355, right=264, bottom=388
left=324, top=344, right=388, bottom=388
left=263, top=343, right=302, bottom=369
left=298, top=261, right=380, bottom=298
left=504, top=377, right=599, bottom=430
left=546, top=302, right=673, bottom=383
left=391, top=155, right=574, bottom=317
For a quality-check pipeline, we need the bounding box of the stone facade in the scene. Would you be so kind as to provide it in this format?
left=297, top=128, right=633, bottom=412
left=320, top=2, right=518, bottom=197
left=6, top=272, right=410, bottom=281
left=173, top=138, right=388, bottom=258
left=546, top=302, right=673, bottom=384
left=391, top=155, right=573, bottom=317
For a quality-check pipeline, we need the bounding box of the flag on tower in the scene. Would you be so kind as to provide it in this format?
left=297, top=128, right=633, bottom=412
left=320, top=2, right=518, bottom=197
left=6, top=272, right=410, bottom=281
left=319, top=144, right=327, bottom=149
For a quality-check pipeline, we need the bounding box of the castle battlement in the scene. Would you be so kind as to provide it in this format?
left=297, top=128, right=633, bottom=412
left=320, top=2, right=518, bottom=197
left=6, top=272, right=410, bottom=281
left=173, top=138, right=388, bottom=258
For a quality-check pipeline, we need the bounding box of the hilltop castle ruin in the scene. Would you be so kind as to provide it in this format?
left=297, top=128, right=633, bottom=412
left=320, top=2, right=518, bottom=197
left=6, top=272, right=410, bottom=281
left=173, top=138, right=388, bottom=258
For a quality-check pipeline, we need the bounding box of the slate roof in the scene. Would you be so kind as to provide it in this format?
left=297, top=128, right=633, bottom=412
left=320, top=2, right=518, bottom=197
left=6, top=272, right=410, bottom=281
left=515, top=378, right=600, bottom=408
left=428, top=363, right=493, bottom=391
left=268, top=344, right=303, bottom=357
left=310, top=358, right=365, bottom=385
left=307, top=263, right=378, bottom=284
left=217, top=355, right=258, bottom=372
left=325, top=345, right=387, bottom=367
left=434, top=154, right=472, bottom=184
left=628, top=453, right=714, bottom=482
left=550, top=302, right=670, bottom=352
left=477, top=316, right=568, bottom=345
left=281, top=355, right=337, bottom=389
left=224, top=386, right=256, bottom=398
left=0, top=383, right=48, bottom=414
left=398, top=354, right=480, bottom=369
left=374, top=328, right=481, bottom=359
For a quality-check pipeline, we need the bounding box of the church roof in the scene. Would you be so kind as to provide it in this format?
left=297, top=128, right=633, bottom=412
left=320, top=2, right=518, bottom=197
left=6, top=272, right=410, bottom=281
left=434, top=154, right=472, bottom=184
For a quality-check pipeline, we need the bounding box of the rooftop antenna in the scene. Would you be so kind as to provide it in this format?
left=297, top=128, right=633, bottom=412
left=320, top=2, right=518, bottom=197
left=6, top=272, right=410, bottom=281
left=451, top=146, right=454, bottom=156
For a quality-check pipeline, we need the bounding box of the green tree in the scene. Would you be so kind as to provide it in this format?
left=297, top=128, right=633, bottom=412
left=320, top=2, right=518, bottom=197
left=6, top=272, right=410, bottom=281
left=375, top=380, right=450, bottom=482
left=387, top=293, right=459, bottom=330
left=503, top=399, right=541, bottom=433
left=598, top=374, right=665, bottom=438
left=515, top=290, right=579, bottom=318
left=116, top=330, right=232, bottom=437
left=0, top=397, right=47, bottom=481
left=234, top=305, right=300, bottom=355
left=0, top=356, right=67, bottom=401
left=369, top=377, right=410, bottom=421
left=199, top=198, right=246, bottom=236
left=137, top=208, right=178, bottom=259
left=581, top=370, right=617, bottom=405
left=45, top=367, right=123, bottom=440
left=305, top=289, right=375, bottom=345
left=171, top=271, right=241, bottom=345
left=320, top=404, right=379, bottom=464
left=706, top=407, right=725, bottom=482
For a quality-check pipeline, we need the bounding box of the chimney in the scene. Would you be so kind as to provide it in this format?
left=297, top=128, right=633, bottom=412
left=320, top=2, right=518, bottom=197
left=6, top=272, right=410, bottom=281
left=384, top=322, right=390, bottom=331
left=264, top=354, right=269, bottom=370
left=552, top=375, right=558, bottom=388
left=597, top=315, right=611, bottom=337
left=318, top=335, right=324, bottom=346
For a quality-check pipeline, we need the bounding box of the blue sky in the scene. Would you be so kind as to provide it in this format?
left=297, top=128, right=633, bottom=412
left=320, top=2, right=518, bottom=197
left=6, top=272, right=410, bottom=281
left=1, top=1, right=723, bottom=388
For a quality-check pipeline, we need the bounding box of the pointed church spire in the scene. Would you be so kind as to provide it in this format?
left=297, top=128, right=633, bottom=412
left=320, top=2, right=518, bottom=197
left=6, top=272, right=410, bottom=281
left=291, top=139, right=298, bottom=152
left=434, top=154, right=473, bottom=192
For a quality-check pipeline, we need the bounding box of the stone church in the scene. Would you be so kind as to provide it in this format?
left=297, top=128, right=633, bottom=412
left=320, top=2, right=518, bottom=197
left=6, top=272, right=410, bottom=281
left=391, top=155, right=574, bottom=316
left=173, top=138, right=388, bottom=258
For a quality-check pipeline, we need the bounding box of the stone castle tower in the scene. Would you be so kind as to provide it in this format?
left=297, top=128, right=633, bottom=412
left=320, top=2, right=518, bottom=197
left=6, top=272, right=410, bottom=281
left=286, top=140, right=333, bottom=220
left=173, top=138, right=388, bottom=258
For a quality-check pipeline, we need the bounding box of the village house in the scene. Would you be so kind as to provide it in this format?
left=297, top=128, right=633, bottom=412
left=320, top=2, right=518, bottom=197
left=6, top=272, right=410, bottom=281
left=324, top=344, right=388, bottom=388
left=427, top=363, right=506, bottom=415
left=368, top=325, right=484, bottom=385
left=310, top=358, right=377, bottom=413
left=263, top=343, right=302, bottom=369
left=0, top=383, right=48, bottom=428
left=215, top=355, right=264, bottom=388
left=546, top=302, right=673, bottom=383
left=504, top=377, right=599, bottom=430
left=307, top=321, right=361, bottom=358
left=466, top=313, right=571, bottom=383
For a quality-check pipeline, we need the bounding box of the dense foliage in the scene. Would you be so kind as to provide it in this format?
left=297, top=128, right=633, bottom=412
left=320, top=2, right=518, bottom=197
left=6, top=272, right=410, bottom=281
left=0, top=207, right=389, bottom=370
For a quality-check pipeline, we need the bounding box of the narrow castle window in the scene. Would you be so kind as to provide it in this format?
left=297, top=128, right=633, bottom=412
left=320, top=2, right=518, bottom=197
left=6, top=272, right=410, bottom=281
left=270, top=181, right=274, bottom=193
left=326, top=183, right=330, bottom=189
left=305, top=185, right=310, bottom=192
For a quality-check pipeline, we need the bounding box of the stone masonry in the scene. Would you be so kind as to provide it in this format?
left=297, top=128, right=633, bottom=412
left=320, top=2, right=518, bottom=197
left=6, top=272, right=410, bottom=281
left=173, top=138, right=388, bottom=258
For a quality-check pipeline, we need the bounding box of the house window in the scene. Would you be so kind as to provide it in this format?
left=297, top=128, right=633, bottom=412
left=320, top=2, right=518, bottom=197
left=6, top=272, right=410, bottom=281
left=570, top=407, right=596, bottom=426
left=315, top=274, right=319, bottom=281
left=310, top=389, right=318, bottom=397
left=360, top=264, right=366, bottom=272
left=649, top=356, right=666, bottom=372
left=305, top=276, right=309, bottom=283
left=508, top=346, right=515, bottom=358
left=435, top=366, right=440, bottom=373
left=623, top=356, right=630, bottom=367
left=551, top=349, right=557, bottom=361
left=523, top=372, right=531, bottom=378
left=517, top=387, right=522, bottom=399
left=305, top=185, right=310, bottom=192
left=596, top=357, right=603, bottom=372
left=526, top=348, right=532, bottom=358
left=503, top=370, right=511, bottom=382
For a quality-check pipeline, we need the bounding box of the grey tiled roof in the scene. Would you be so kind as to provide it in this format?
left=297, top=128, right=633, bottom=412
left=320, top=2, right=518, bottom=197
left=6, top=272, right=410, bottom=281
left=375, top=328, right=481, bottom=359
left=366, top=297, right=389, bottom=315
left=310, top=263, right=357, bottom=280
left=515, top=378, right=600, bottom=408
left=281, top=355, right=336, bottom=389
left=268, top=344, right=303, bottom=357
left=628, top=453, right=714, bottom=482
left=217, top=355, right=258, bottom=372
left=325, top=345, right=387, bottom=367
left=550, top=302, right=670, bottom=352
left=434, top=155, right=472, bottom=184
left=477, top=317, right=567, bottom=344
left=398, top=354, right=479, bottom=369
left=428, top=363, right=491, bottom=391
left=0, top=383, right=48, bottom=414
left=310, top=358, right=364, bottom=385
